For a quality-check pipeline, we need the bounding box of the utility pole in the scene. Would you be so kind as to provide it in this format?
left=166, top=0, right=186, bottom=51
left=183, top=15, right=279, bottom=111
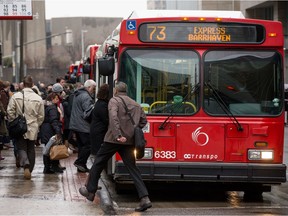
left=81, top=30, right=87, bottom=60
left=19, top=20, right=24, bottom=82
left=0, top=41, right=3, bottom=77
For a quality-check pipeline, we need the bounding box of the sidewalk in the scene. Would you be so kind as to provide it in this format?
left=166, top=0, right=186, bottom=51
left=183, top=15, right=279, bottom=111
left=0, top=144, right=106, bottom=215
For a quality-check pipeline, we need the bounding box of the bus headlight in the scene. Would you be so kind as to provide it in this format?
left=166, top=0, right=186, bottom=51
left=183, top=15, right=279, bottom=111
left=248, top=149, right=274, bottom=160
left=143, top=148, right=153, bottom=159
left=134, top=148, right=153, bottom=160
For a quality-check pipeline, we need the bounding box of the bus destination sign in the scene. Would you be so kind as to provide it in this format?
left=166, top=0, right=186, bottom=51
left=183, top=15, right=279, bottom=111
left=139, top=22, right=264, bottom=44
left=0, top=0, right=32, bottom=20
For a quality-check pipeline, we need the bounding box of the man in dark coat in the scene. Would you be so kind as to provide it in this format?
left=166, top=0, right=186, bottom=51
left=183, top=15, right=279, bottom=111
left=69, top=79, right=96, bottom=172
left=79, top=81, right=152, bottom=212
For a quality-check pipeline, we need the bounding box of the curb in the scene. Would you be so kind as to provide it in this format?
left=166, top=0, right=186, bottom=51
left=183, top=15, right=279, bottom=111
left=89, top=157, right=116, bottom=215
left=98, top=177, right=116, bottom=215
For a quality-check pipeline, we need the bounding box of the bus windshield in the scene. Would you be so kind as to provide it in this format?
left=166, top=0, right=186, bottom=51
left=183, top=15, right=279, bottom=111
left=119, top=49, right=200, bottom=115
left=203, top=50, right=283, bottom=116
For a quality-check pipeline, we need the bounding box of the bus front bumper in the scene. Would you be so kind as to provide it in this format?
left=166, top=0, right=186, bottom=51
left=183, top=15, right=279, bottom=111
left=114, top=162, right=286, bottom=184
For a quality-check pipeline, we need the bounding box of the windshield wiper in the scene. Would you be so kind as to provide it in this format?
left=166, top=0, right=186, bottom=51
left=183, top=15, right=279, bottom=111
left=205, top=82, right=243, bottom=131
left=158, top=83, right=200, bottom=130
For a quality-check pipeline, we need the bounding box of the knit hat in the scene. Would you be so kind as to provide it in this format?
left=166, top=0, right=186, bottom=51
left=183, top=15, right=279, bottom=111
left=52, top=83, right=63, bottom=93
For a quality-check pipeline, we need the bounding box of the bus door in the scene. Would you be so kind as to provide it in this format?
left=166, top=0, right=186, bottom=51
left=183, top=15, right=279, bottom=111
left=176, top=123, right=225, bottom=162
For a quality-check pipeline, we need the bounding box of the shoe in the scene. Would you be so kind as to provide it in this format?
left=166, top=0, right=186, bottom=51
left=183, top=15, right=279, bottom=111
left=77, top=168, right=88, bottom=173
left=59, top=165, right=66, bottom=170
left=135, top=196, right=152, bottom=212
left=0, top=156, right=5, bottom=160
left=79, top=187, right=95, bottom=201
left=74, top=162, right=89, bottom=172
left=0, top=166, right=4, bottom=170
left=24, top=168, right=31, bottom=180
left=51, top=166, right=63, bottom=173
left=43, top=168, right=55, bottom=174
left=16, top=158, right=20, bottom=168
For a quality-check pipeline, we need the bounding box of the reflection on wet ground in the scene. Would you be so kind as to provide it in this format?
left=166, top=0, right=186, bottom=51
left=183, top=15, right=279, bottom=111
left=0, top=145, right=104, bottom=215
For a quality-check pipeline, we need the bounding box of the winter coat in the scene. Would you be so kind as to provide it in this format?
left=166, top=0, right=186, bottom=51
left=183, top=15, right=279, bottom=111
left=40, top=102, right=62, bottom=144
left=69, top=87, right=94, bottom=133
left=103, top=92, right=147, bottom=145
left=0, top=88, right=10, bottom=111
left=90, top=99, right=109, bottom=155
left=62, top=92, right=74, bottom=130
left=7, top=88, right=44, bottom=141
left=0, top=101, right=8, bottom=136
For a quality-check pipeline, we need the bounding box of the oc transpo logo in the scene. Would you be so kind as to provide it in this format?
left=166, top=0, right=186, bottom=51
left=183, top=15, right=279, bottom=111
left=191, top=127, right=209, bottom=146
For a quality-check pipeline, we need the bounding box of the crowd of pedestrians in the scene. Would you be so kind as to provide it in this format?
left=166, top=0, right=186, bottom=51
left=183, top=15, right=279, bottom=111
left=0, top=75, right=152, bottom=212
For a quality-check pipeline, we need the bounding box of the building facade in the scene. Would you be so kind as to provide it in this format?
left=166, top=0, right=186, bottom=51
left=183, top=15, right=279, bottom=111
left=0, top=0, right=46, bottom=82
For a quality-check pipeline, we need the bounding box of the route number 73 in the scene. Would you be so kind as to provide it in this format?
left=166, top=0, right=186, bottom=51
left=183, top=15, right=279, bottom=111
left=148, top=26, right=166, bottom=41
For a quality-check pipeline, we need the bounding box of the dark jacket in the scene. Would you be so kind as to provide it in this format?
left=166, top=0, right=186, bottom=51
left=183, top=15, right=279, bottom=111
left=62, top=92, right=74, bottom=130
left=0, top=88, right=10, bottom=111
left=104, top=92, right=147, bottom=145
left=40, top=103, right=62, bottom=144
left=69, top=87, right=94, bottom=133
left=90, top=99, right=109, bottom=155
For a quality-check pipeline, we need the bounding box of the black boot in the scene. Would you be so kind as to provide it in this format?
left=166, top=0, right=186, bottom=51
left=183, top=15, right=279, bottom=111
left=43, top=167, right=55, bottom=174
left=135, top=196, right=152, bottom=212
left=51, top=160, right=64, bottom=173
left=43, top=155, right=55, bottom=174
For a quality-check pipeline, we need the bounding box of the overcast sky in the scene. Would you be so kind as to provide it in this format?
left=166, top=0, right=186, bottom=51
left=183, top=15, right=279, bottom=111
left=45, top=0, right=147, bottom=19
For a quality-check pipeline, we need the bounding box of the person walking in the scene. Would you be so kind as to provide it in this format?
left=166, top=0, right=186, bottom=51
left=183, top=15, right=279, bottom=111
left=79, top=81, right=152, bottom=212
left=90, top=83, right=109, bottom=162
left=0, top=80, right=9, bottom=161
left=69, top=79, right=96, bottom=172
left=40, top=92, right=63, bottom=174
left=7, top=75, right=44, bottom=180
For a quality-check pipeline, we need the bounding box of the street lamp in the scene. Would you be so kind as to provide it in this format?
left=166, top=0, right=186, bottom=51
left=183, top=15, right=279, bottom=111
left=81, top=30, right=88, bottom=60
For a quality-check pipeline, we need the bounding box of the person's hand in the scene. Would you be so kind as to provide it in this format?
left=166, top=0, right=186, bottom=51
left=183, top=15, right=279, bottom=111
left=117, top=136, right=127, bottom=143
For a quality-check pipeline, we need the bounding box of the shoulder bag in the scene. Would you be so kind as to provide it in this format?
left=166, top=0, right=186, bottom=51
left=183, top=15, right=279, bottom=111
left=8, top=91, right=27, bottom=138
left=49, top=137, right=69, bottom=160
left=118, top=96, right=147, bottom=159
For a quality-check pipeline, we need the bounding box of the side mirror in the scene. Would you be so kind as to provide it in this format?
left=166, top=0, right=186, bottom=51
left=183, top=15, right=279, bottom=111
left=82, top=63, right=91, bottom=74
left=98, top=56, right=115, bottom=76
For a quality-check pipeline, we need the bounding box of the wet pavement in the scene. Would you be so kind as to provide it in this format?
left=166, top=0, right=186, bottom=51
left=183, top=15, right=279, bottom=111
left=0, top=144, right=106, bottom=215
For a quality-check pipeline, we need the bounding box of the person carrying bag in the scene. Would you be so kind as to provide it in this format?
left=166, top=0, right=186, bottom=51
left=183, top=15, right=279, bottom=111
left=40, top=92, right=66, bottom=174
left=117, top=96, right=147, bottom=159
left=7, top=75, right=45, bottom=180
left=7, top=91, right=27, bottom=138
left=79, top=81, right=152, bottom=212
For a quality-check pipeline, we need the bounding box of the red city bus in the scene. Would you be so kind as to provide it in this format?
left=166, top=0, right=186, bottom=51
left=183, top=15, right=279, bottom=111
left=83, top=44, right=101, bottom=80
left=97, top=10, right=286, bottom=195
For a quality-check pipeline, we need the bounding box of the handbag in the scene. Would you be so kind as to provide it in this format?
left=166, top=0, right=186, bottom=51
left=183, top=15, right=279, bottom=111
left=118, top=96, right=147, bottom=159
left=50, top=141, right=69, bottom=160
left=8, top=91, right=27, bottom=138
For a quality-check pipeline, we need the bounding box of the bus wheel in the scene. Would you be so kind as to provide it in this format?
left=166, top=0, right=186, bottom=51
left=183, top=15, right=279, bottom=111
left=115, top=183, right=124, bottom=194
left=243, top=190, right=263, bottom=202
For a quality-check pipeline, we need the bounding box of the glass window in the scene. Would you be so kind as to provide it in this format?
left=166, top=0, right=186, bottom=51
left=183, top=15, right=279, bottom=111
left=119, top=49, right=200, bottom=115
left=203, top=50, right=283, bottom=116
